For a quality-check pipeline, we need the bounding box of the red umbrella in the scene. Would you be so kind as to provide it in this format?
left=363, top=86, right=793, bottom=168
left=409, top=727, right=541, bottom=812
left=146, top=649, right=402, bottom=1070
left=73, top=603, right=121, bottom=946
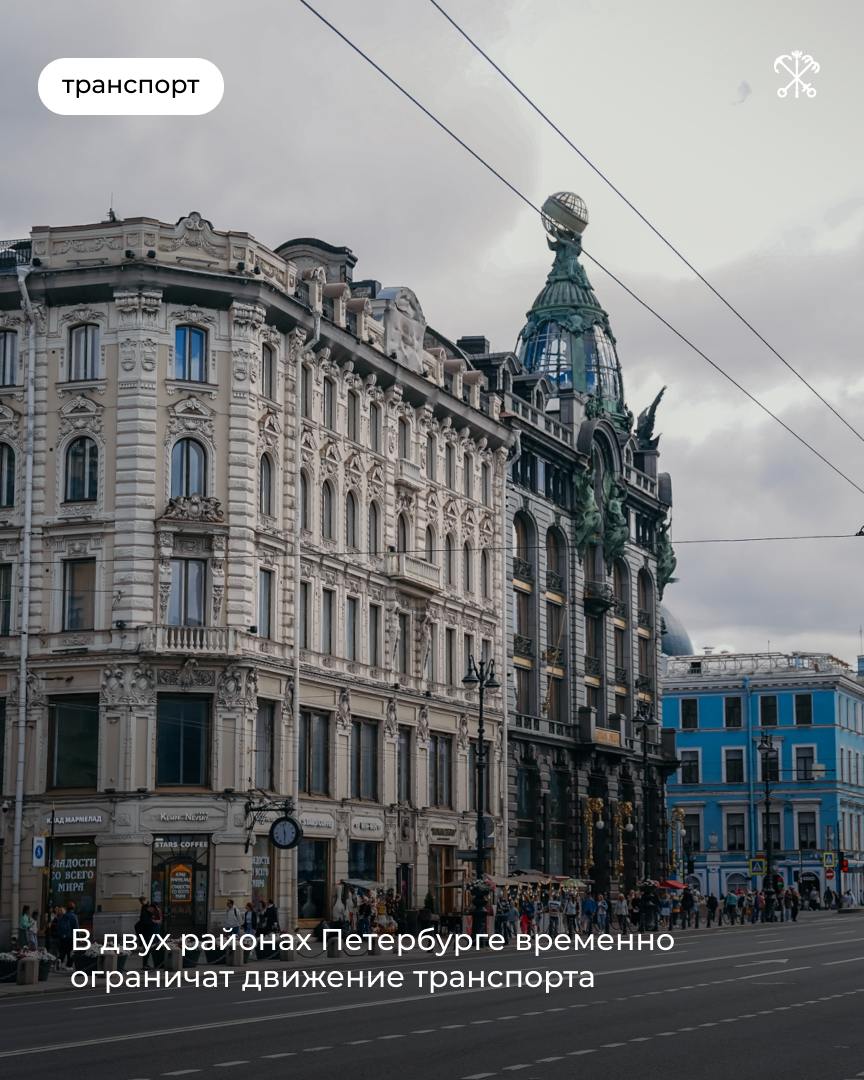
left=659, top=879, right=687, bottom=890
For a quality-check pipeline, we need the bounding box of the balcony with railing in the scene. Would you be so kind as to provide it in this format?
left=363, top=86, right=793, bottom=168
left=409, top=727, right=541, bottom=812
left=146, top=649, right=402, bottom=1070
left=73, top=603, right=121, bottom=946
left=395, top=458, right=426, bottom=490
left=576, top=706, right=623, bottom=749
left=584, top=654, right=602, bottom=678
left=545, top=569, right=565, bottom=594
left=613, top=597, right=628, bottom=620
left=514, top=634, right=534, bottom=658
left=388, top=551, right=441, bottom=593
left=614, top=666, right=629, bottom=686
left=638, top=608, right=653, bottom=629
left=513, top=556, right=534, bottom=582
left=636, top=673, right=654, bottom=694
left=513, top=712, right=573, bottom=740
left=0, top=239, right=32, bottom=273
left=543, top=646, right=564, bottom=667
left=146, top=625, right=235, bottom=654
left=584, top=580, right=615, bottom=614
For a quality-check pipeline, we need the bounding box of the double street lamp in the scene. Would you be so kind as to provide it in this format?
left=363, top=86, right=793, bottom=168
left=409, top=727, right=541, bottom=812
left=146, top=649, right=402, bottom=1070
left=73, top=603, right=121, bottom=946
left=634, top=703, right=660, bottom=880
left=757, top=733, right=779, bottom=917
left=463, top=654, right=500, bottom=939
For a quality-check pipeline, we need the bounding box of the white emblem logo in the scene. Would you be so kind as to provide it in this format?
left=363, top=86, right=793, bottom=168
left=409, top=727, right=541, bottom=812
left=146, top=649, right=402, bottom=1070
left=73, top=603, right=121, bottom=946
left=774, top=50, right=819, bottom=98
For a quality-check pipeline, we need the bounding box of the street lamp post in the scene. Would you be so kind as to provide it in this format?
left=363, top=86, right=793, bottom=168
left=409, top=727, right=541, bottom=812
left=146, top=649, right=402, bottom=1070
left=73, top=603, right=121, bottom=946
left=463, top=654, right=500, bottom=941
left=635, top=703, right=659, bottom=880
left=757, top=733, right=778, bottom=919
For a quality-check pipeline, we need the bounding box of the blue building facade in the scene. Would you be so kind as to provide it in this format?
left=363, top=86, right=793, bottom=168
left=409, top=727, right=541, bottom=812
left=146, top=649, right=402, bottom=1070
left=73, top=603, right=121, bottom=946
left=663, top=652, right=864, bottom=900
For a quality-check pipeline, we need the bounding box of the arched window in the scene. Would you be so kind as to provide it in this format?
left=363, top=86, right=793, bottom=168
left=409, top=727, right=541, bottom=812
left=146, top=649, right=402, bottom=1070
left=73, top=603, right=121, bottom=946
left=638, top=569, right=654, bottom=620
left=546, top=527, right=567, bottom=591
left=481, top=549, right=490, bottom=598
left=425, top=525, right=436, bottom=563
left=463, top=542, right=473, bottom=592
left=347, top=391, right=360, bottom=442
left=481, top=462, right=491, bottom=506
left=0, top=443, right=14, bottom=507
left=398, top=417, right=410, bottom=460
left=299, top=471, right=309, bottom=530
left=445, top=443, right=455, bottom=488
left=368, top=501, right=380, bottom=554
left=175, top=325, right=207, bottom=382
left=369, top=402, right=382, bottom=452
left=463, top=453, right=473, bottom=498
left=426, top=434, right=436, bottom=480
left=259, top=455, right=273, bottom=516
left=65, top=436, right=98, bottom=502
left=346, top=491, right=358, bottom=549
left=0, top=330, right=17, bottom=386
left=321, top=481, right=335, bottom=539
left=261, top=344, right=275, bottom=400
left=323, top=378, right=336, bottom=429
left=301, top=365, right=312, bottom=418
left=69, top=323, right=100, bottom=381
left=397, top=513, right=409, bottom=553
left=513, top=511, right=535, bottom=580
left=170, top=438, right=206, bottom=498
left=613, top=560, right=629, bottom=606
left=445, top=533, right=456, bottom=586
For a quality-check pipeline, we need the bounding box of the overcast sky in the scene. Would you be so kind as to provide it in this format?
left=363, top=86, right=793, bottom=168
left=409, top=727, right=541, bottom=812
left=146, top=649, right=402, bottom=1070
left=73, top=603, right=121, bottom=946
left=2, top=0, right=863, bottom=662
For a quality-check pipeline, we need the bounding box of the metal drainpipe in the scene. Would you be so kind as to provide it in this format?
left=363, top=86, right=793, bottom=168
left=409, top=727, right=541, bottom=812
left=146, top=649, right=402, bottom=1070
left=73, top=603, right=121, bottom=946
left=10, top=265, right=36, bottom=942
left=745, top=675, right=755, bottom=870
left=291, top=312, right=319, bottom=919
left=500, top=432, right=519, bottom=875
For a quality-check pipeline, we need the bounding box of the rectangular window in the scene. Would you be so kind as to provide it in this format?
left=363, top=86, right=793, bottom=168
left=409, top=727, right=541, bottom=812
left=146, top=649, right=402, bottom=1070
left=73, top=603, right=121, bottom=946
left=638, top=635, right=651, bottom=677
left=69, top=324, right=99, bottom=381
left=346, top=596, right=358, bottom=661
left=0, top=562, right=12, bottom=635
left=0, top=331, right=17, bottom=386
left=547, top=675, right=565, bottom=723
left=683, top=813, right=701, bottom=853
left=795, top=745, right=815, bottom=780
left=397, top=726, right=412, bottom=804
left=255, top=701, right=275, bottom=790
left=261, top=345, right=275, bottom=400
left=463, top=633, right=474, bottom=679
left=428, top=733, right=452, bottom=808
left=299, top=581, right=309, bottom=650
left=425, top=622, right=438, bottom=682
left=369, top=405, right=381, bottom=452
left=613, top=625, right=625, bottom=672
left=468, top=740, right=491, bottom=812
left=321, top=588, right=334, bottom=654
left=724, top=697, right=742, bottom=728
left=724, top=748, right=745, bottom=783
left=298, top=710, right=329, bottom=795
left=301, top=366, right=311, bottom=419
left=585, top=614, right=602, bottom=660
left=397, top=611, right=410, bottom=675
left=350, top=718, right=378, bottom=800
left=156, top=695, right=209, bottom=787
left=795, top=694, right=813, bottom=725
left=726, top=812, right=746, bottom=851
left=348, top=840, right=380, bottom=881
left=760, top=695, right=778, bottom=726
left=63, top=558, right=95, bottom=631
left=680, top=749, right=699, bottom=784
left=761, top=811, right=781, bottom=850
left=48, top=695, right=99, bottom=789
left=167, top=558, right=205, bottom=628
left=445, top=628, right=456, bottom=685
left=515, top=667, right=532, bottom=714
left=258, top=568, right=273, bottom=637
left=347, top=392, right=359, bottom=442
left=797, top=811, right=817, bottom=850
left=0, top=699, right=4, bottom=792
left=681, top=698, right=698, bottom=729
left=174, top=326, right=206, bottom=382
left=323, top=379, right=335, bottom=429
left=426, top=436, right=436, bottom=481
left=369, top=603, right=381, bottom=667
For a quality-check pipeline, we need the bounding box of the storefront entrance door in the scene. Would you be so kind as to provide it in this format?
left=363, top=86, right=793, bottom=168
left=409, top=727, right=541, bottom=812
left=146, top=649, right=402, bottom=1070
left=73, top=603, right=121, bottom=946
left=151, top=835, right=210, bottom=934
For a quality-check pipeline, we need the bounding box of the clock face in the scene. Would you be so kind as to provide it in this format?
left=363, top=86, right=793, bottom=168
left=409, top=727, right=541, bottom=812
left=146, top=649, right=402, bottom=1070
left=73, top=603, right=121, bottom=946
left=270, top=816, right=302, bottom=850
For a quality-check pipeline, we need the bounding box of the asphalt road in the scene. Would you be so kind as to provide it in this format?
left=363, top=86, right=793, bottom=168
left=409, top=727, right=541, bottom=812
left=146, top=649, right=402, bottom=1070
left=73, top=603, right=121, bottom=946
left=2, top=912, right=864, bottom=1080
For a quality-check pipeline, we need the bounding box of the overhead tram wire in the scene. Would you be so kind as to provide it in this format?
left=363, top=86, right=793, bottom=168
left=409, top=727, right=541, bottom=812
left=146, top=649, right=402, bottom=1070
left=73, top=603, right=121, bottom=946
left=296, top=0, right=864, bottom=500
left=427, top=0, right=864, bottom=447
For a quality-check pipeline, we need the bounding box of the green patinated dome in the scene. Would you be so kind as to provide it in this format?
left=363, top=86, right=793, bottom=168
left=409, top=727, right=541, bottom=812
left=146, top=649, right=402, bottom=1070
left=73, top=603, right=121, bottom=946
left=516, top=196, right=627, bottom=424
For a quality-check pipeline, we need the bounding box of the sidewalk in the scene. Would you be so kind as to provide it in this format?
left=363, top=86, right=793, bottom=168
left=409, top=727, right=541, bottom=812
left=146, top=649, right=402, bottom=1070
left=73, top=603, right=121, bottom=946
left=0, top=908, right=847, bottom=998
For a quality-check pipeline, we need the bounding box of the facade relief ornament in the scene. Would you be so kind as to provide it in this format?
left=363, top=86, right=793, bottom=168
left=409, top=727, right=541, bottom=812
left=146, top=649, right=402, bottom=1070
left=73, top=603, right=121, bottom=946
left=417, top=705, right=430, bottom=747
left=384, top=697, right=398, bottom=739
left=58, top=395, right=103, bottom=437
left=101, top=666, right=126, bottom=704
left=656, top=518, right=677, bottom=600
left=160, top=212, right=225, bottom=258
left=283, top=676, right=295, bottom=718
left=163, top=494, right=224, bottom=522
left=457, top=713, right=470, bottom=752
left=573, top=469, right=602, bottom=558
left=336, top=687, right=352, bottom=733
left=217, top=664, right=244, bottom=707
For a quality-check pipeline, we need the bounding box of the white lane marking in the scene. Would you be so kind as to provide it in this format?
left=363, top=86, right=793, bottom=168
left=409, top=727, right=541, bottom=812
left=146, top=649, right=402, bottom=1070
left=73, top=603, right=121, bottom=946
left=75, top=997, right=174, bottom=1011
left=163, top=1073, right=200, bottom=1077
left=461, top=1074, right=496, bottom=1079
left=347, top=1039, right=372, bottom=1044
left=213, top=1064, right=249, bottom=1069
left=472, top=1019, right=495, bottom=1024
left=739, top=966, right=810, bottom=979
left=824, top=956, right=864, bottom=965
left=502, top=1067, right=531, bottom=1072
left=441, top=1023, right=465, bottom=1028
left=536, top=1057, right=564, bottom=1062
left=735, top=959, right=789, bottom=967
left=303, top=1046, right=331, bottom=1052
left=568, top=1049, right=597, bottom=1055
left=411, top=1029, right=435, bottom=1034
left=260, top=1053, right=295, bottom=1059
left=630, top=1037, right=652, bottom=1042
left=602, top=1041, right=626, bottom=1046
left=378, top=1034, right=405, bottom=1040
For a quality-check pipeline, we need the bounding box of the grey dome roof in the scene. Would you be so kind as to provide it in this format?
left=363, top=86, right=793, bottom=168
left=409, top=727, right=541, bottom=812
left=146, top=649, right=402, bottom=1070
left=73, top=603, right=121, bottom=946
left=661, top=605, right=694, bottom=657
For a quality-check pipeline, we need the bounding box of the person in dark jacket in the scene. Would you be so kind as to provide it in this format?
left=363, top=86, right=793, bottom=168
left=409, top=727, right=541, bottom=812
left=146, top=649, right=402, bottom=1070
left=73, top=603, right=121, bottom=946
left=57, top=903, right=79, bottom=969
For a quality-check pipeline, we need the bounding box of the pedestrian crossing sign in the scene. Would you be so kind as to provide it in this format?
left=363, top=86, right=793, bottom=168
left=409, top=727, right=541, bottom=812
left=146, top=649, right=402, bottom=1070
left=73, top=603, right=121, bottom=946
left=748, top=858, right=766, bottom=875
left=823, top=852, right=836, bottom=868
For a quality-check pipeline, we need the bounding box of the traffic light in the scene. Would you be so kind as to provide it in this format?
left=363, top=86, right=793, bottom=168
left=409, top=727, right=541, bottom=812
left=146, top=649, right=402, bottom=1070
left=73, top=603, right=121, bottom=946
left=841, top=856, right=849, bottom=873
left=773, top=872, right=784, bottom=893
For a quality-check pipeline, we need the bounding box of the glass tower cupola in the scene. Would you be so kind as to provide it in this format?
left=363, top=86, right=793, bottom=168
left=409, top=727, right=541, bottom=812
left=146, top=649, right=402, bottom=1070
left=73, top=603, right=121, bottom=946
left=517, top=192, right=626, bottom=423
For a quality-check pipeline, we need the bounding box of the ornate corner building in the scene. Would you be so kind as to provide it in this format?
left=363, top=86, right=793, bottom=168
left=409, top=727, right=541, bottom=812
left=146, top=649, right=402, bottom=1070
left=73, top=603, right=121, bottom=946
left=467, top=194, right=679, bottom=894
left=0, top=214, right=512, bottom=942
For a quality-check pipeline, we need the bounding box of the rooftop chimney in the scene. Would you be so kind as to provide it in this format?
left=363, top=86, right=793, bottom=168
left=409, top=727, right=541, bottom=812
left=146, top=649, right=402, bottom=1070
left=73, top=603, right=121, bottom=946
left=456, top=335, right=490, bottom=356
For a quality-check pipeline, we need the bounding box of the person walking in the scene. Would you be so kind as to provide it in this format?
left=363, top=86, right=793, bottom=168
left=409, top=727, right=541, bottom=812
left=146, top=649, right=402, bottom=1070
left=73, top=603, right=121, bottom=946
left=563, top=893, right=578, bottom=934
left=28, top=909, right=40, bottom=951
left=724, top=890, right=738, bottom=925
left=707, top=893, right=719, bottom=927
left=18, top=906, right=31, bottom=949
left=680, top=887, right=694, bottom=929
left=57, top=902, right=78, bottom=969
left=581, top=893, right=597, bottom=933
left=614, top=893, right=629, bottom=932
left=790, top=889, right=800, bottom=922
left=243, top=901, right=258, bottom=934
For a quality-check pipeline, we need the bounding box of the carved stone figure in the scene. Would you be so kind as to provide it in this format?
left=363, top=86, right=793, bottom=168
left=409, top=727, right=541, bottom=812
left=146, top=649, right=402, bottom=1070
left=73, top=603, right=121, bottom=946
left=336, top=687, right=352, bottom=732
left=283, top=676, right=295, bottom=717
left=573, top=469, right=601, bottom=557
left=101, top=666, right=126, bottom=704
left=380, top=287, right=426, bottom=374
left=385, top=697, right=398, bottom=739
left=656, top=518, right=678, bottom=599
left=163, top=494, right=224, bottom=523
left=603, top=477, right=629, bottom=569
left=457, top=714, right=470, bottom=751
left=636, top=386, right=667, bottom=450
left=417, top=704, right=430, bottom=745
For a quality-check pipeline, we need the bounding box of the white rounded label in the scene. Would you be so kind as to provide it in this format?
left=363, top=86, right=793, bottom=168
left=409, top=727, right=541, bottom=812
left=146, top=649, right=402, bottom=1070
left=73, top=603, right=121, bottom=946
left=38, top=58, right=224, bottom=116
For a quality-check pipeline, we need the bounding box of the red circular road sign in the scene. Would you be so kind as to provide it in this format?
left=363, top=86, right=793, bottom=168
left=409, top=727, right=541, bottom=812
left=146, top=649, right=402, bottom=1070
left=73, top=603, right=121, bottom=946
left=825, top=869, right=835, bottom=880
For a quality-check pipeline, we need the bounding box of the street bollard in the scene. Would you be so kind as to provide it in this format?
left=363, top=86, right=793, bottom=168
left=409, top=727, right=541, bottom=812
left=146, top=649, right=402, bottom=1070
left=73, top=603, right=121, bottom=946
left=166, top=948, right=182, bottom=972
left=227, top=945, right=245, bottom=966
left=17, top=955, right=38, bottom=985
left=102, top=952, right=118, bottom=972
left=368, top=935, right=378, bottom=956
left=326, top=937, right=340, bottom=959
